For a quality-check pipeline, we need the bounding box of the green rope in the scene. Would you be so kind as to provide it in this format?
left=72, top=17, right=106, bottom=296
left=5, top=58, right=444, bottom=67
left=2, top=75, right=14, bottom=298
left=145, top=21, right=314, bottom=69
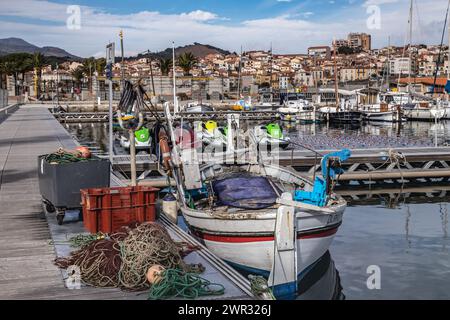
left=248, top=275, right=276, bottom=300
left=148, top=269, right=225, bottom=300
left=49, top=232, right=107, bottom=248
left=44, top=151, right=89, bottom=164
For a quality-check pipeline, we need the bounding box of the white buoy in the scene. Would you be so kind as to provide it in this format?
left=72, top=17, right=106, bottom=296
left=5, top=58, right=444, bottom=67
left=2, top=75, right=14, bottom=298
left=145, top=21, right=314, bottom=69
left=162, top=193, right=178, bottom=224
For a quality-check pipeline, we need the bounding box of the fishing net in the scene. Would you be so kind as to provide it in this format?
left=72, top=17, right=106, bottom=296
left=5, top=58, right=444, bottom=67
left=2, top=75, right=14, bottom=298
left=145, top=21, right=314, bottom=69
left=118, top=222, right=185, bottom=291
left=54, top=222, right=186, bottom=291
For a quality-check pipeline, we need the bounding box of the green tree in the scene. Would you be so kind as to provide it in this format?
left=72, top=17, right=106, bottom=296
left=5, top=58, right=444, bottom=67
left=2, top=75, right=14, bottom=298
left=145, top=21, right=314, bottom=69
left=32, top=52, right=45, bottom=98
left=158, top=58, right=172, bottom=76
left=95, top=58, right=106, bottom=76
left=82, top=57, right=95, bottom=93
left=177, top=52, right=197, bottom=76
left=1, top=53, right=33, bottom=95
left=0, top=57, right=5, bottom=90
left=70, top=66, right=84, bottom=90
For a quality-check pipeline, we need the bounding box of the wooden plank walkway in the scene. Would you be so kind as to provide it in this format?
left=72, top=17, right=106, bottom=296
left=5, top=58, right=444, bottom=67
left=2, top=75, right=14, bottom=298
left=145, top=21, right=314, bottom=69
left=0, top=105, right=145, bottom=299
left=0, top=104, right=253, bottom=300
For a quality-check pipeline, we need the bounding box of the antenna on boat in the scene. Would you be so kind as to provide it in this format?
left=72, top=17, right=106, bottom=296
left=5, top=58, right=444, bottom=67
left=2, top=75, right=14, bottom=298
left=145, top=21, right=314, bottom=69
left=237, top=45, right=242, bottom=100
left=172, top=41, right=178, bottom=113
left=407, top=0, right=413, bottom=101
left=333, top=38, right=340, bottom=112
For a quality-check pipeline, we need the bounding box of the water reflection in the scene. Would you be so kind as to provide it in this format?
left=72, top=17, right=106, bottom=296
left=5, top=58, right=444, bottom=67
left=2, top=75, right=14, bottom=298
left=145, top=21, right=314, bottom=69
left=332, top=189, right=450, bottom=299
left=65, top=121, right=450, bottom=299
left=296, top=251, right=344, bottom=300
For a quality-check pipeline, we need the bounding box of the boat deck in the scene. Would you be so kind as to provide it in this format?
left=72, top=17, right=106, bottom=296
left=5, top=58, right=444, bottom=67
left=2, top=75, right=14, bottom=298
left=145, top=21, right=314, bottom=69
left=0, top=104, right=254, bottom=299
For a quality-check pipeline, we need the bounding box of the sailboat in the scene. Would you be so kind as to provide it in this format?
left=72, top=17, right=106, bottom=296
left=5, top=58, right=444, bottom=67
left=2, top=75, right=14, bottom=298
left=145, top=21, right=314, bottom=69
left=319, top=41, right=362, bottom=124
left=396, top=0, right=446, bottom=121
left=159, top=101, right=350, bottom=298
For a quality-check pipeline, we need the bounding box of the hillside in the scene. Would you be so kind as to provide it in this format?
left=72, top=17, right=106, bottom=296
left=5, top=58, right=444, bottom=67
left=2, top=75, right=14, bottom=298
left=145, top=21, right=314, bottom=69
left=0, top=37, right=79, bottom=59
left=134, top=42, right=233, bottom=60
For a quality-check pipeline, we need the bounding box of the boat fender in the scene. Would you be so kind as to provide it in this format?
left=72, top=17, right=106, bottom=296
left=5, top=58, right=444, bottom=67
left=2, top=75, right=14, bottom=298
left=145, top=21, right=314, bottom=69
left=159, top=136, right=171, bottom=171
left=162, top=193, right=178, bottom=224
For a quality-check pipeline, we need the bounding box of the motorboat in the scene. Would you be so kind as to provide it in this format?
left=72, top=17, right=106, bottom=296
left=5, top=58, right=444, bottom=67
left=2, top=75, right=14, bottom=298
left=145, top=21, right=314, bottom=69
left=360, top=103, right=406, bottom=122
left=278, top=93, right=316, bottom=122
left=183, top=102, right=214, bottom=113
left=402, top=102, right=445, bottom=121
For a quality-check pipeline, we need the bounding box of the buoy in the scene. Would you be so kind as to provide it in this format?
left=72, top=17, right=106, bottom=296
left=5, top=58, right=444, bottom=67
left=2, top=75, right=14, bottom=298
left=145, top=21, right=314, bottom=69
left=146, top=265, right=165, bottom=284
left=162, top=193, right=178, bottom=223
left=75, top=146, right=91, bottom=159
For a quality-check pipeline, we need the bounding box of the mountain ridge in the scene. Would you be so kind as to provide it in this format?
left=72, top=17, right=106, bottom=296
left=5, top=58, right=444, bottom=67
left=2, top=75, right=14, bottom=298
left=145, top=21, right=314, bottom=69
left=0, top=37, right=80, bottom=59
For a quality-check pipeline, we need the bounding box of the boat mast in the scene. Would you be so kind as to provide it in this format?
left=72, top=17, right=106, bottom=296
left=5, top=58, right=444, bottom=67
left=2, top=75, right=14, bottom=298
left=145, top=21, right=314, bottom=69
left=269, top=42, right=273, bottom=101
left=333, top=40, right=340, bottom=111
left=386, top=36, right=391, bottom=92
left=431, top=0, right=450, bottom=98
left=172, top=41, right=177, bottom=112
left=237, top=45, right=242, bottom=100
left=408, top=0, right=413, bottom=97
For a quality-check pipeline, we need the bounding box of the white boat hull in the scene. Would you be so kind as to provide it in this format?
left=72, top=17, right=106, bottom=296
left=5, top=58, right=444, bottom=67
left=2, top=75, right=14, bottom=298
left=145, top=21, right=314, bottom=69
left=404, top=108, right=445, bottom=120
left=182, top=204, right=344, bottom=275
left=363, top=111, right=406, bottom=122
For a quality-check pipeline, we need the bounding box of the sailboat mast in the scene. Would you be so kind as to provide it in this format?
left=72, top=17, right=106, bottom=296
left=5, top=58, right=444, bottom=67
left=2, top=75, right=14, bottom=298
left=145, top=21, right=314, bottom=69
left=387, top=36, right=391, bottom=91
left=333, top=40, right=340, bottom=111
left=408, top=0, right=413, bottom=95
left=237, top=45, right=242, bottom=99
left=172, top=41, right=177, bottom=112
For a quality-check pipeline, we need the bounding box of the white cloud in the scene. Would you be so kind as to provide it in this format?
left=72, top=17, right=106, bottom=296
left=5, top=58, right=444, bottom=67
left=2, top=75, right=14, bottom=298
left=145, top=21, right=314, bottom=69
left=363, top=0, right=400, bottom=6
left=0, top=0, right=448, bottom=57
left=179, top=10, right=219, bottom=21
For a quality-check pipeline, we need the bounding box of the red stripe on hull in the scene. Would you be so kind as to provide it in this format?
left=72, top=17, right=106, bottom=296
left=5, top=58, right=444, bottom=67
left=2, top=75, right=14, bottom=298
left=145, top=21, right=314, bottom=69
left=198, top=226, right=339, bottom=243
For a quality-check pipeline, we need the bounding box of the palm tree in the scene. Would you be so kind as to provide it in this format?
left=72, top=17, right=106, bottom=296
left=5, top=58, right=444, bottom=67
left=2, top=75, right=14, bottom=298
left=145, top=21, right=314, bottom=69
left=0, top=57, right=5, bottom=90
left=70, top=66, right=84, bottom=90
left=32, top=52, right=45, bottom=98
left=82, top=57, right=96, bottom=93
left=1, top=53, right=33, bottom=96
left=158, top=58, right=172, bottom=76
left=177, top=52, right=197, bottom=76
left=95, top=58, right=106, bottom=76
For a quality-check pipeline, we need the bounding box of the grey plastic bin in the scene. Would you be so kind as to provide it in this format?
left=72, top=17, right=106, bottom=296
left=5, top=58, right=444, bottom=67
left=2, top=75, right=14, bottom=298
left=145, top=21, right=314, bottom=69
left=38, top=154, right=110, bottom=209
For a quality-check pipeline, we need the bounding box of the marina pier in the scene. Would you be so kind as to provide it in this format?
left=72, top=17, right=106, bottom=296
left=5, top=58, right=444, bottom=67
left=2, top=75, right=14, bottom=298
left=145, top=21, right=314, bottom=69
left=0, top=104, right=255, bottom=299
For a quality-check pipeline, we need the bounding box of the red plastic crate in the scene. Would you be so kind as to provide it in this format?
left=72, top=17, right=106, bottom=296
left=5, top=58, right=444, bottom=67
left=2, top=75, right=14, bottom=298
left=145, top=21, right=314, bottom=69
left=81, top=186, right=159, bottom=233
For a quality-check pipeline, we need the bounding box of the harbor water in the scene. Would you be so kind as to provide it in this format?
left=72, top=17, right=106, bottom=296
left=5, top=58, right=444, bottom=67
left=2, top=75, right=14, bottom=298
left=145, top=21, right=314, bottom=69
left=65, top=121, right=450, bottom=299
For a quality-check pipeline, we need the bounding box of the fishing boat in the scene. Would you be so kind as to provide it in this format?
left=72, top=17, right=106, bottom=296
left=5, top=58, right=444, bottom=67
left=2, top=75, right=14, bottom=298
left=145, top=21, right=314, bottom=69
left=160, top=101, right=350, bottom=298
left=360, top=103, right=406, bottom=122
left=319, top=103, right=363, bottom=124
left=119, top=126, right=151, bottom=151
left=179, top=152, right=349, bottom=298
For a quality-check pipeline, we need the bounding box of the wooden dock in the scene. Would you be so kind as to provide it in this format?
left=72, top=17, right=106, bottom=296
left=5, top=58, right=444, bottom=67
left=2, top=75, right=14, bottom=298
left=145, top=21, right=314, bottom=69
left=0, top=104, right=254, bottom=300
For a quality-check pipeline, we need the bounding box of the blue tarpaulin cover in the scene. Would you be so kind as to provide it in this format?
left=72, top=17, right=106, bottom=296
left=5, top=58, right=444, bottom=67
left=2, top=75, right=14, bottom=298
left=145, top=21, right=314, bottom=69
left=212, top=174, right=279, bottom=209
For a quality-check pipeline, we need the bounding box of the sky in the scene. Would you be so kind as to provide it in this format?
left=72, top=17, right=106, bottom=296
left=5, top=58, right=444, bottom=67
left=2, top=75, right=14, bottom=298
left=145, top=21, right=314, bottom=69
left=0, top=0, right=449, bottom=58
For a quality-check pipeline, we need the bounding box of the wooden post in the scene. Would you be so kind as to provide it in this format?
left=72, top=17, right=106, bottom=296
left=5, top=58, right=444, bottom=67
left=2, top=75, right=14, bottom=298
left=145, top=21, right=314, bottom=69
left=129, top=129, right=137, bottom=186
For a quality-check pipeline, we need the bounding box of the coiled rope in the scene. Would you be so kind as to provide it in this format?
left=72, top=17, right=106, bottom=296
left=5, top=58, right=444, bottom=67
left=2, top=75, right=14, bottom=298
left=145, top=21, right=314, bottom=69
left=118, top=223, right=185, bottom=291
left=44, top=148, right=89, bottom=164
left=54, top=223, right=188, bottom=291
left=148, top=269, right=225, bottom=300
